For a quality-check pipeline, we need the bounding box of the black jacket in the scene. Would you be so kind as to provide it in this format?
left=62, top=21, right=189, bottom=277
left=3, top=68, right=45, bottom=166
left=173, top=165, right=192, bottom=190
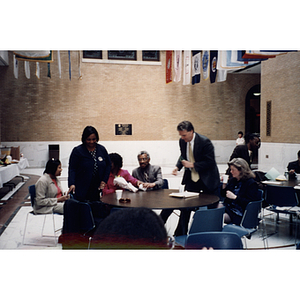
left=68, top=143, right=111, bottom=201
left=222, top=177, right=259, bottom=214
left=176, top=132, right=219, bottom=193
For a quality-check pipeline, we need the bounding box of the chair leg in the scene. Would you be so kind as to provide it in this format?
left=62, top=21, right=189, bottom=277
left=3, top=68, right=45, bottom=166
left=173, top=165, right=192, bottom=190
left=23, top=212, right=59, bottom=247
left=41, top=215, right=47, bottom=237
left=41, top=214, right=58, bottom=246
left=260, top=218, right=269, bottom=249
left=22, top=212, right=29, bottom=245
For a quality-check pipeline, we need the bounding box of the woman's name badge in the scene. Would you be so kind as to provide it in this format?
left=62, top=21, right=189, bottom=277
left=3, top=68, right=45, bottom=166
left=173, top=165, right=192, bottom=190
left=98, top=156, right=103, bottom=161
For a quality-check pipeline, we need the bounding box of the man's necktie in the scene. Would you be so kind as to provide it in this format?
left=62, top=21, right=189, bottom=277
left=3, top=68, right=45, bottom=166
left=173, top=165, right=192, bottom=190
left=189, top=142, right=199, bottom=182
left=144, top=172, right=149, bottom=182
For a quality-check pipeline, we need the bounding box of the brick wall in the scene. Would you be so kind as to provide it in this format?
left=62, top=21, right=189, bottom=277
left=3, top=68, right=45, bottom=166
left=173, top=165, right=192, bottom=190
left=0, top=51, right=260, bottom=142
left=261, top=51, right=300, bottom=144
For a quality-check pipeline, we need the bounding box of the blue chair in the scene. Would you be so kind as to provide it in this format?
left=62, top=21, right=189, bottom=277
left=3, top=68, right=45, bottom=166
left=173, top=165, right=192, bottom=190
left=60, top=198, right=96, bottom=249
left=185, top=232, right=243, bottom=250
left=175, top=206, right=225, bottom=248
left=162, top=179, right=169, bottom=189
left=22, top=185, right=60, bottom=247
left=222, top=199, right=267, bottom=249
left=264, top=185, right=299, bottom=242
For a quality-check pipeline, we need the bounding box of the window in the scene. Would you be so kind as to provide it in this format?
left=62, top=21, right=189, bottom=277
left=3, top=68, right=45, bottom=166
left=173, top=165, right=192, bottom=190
left=82, top=51, right=161, bottom=65
left=82, top=51, right=102, bottom=59
left=142, top=51, right=160, bottom=62
left=107, top=51, right=136, bottom=61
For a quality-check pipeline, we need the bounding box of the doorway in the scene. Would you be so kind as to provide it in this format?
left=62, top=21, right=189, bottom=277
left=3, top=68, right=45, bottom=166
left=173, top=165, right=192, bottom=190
left=245, top=84, right=260, bottom=135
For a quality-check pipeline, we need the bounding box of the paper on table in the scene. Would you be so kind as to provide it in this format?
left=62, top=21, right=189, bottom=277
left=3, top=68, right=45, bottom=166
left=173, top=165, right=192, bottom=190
left=169, top=191, right=199, bottom=198
left=273, top=206, right=300, bottom=212
left=261, top=180, right=283, bottom=185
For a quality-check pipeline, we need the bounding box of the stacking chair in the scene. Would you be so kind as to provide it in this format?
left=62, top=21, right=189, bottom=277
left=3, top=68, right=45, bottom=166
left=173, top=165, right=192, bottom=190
left=59, top=198, right=95, bottom=249
left=222, top=199, right=267, bottom=249
left=185, top=232, right=243, bottom=249
left=162, top=179, right=169, bottom=189
left=175, top=206, right=225, bottom=248
left=264, top=185, right=299, bottom=242
left=22, top=185, right=60, bottom=247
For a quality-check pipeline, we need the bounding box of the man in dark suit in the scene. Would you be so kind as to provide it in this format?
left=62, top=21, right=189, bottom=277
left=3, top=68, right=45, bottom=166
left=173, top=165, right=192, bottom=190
left=287, top=150, right=300, bottom=180
left=160, top=121, right=220, bottom=236
left=226, top=133, right=261, bottom=175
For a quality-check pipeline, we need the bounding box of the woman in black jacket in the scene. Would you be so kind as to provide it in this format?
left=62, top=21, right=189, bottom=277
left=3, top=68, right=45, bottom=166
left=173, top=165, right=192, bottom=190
left=221, top=158, right=260, bottom=225
left=68, top=126, right=111, bottom=202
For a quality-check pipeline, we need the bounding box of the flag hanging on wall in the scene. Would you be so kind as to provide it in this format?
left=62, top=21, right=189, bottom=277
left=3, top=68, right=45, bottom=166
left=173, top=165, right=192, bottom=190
left=174, top=50, right=182, bottom=82
left=166, top=51, right=172, bottom=84
left=192, top=51, right=201, bottom=85
left=217, top=69, right=227, bottom=82
left=14, top=51, right=53, bottom=62
left=183, top=50, right=191, bottom=85
left=210, top=51, right=218, bottom=83
left=24, top=61, right=30, bottom=79
left=57, top=50, right=61, bottom=78
left=47, top=63, right=51, bottom=78
left=36, top=62, right=40, bottom=79
left=68, top=51, right=71, bottom=80
left=13, top=54, right=18, bottom=79
left=217, top=50, right=258, bottom=71
left=202, top=50, right=210, bottom=80
left=78, top=51, right=82, bottom=79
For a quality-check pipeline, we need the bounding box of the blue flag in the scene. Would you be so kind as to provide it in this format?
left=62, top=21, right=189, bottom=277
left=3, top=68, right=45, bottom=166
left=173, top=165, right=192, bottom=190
left=210, top=51, right=218, bottom=83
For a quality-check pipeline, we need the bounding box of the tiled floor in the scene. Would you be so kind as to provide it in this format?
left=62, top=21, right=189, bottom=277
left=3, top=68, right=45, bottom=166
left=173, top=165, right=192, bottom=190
left=0, top=165, right=299, bottom=250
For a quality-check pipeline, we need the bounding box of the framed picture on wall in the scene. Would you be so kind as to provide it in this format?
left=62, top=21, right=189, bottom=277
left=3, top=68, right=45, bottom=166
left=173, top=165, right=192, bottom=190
left=115, top=124, right=132, bottom=135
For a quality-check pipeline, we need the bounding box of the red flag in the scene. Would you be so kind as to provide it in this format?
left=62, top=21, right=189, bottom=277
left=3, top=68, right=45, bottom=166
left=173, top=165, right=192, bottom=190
left=166, top=51, right=172, bottom=84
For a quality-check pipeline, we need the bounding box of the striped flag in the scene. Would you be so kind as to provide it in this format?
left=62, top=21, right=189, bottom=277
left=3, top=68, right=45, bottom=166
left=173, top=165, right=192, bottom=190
left=183, top=50, right=191, bottom=85
left=192, top=51, right=201, bottom=85
left=174, top=50, right=182, bottom=82
left=166, top=51, right=172, bottom=84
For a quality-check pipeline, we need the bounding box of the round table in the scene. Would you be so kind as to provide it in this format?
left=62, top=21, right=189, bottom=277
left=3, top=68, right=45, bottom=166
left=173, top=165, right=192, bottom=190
left=100, top=189, right=219, bottom=209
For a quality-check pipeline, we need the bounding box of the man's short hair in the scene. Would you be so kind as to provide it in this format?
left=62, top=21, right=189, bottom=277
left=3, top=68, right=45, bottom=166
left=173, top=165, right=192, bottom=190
left=177, top=121, right=194, bottom=132
left=137, top=151, right=150, bottom=159
left=244, top=133, right=260, bottom=144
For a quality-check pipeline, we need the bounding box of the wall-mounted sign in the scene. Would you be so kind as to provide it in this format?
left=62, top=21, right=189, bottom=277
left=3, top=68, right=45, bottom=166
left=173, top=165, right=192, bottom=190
left=115, top=124, right=132, bottom=135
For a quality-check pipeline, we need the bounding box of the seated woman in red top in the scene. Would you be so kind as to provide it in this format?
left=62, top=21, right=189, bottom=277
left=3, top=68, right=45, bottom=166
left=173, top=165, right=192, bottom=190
left=103, top=153, right=143, bottom=195
left=35, top=159, right=69, bottom=214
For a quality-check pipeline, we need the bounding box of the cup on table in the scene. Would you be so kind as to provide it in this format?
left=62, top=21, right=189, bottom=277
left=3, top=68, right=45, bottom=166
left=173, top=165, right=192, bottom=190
left=115, top=189, right=123, bottom=200
left=179, top=184, right=185, bottom=193
left=222, top=175, right=229, bottom=184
